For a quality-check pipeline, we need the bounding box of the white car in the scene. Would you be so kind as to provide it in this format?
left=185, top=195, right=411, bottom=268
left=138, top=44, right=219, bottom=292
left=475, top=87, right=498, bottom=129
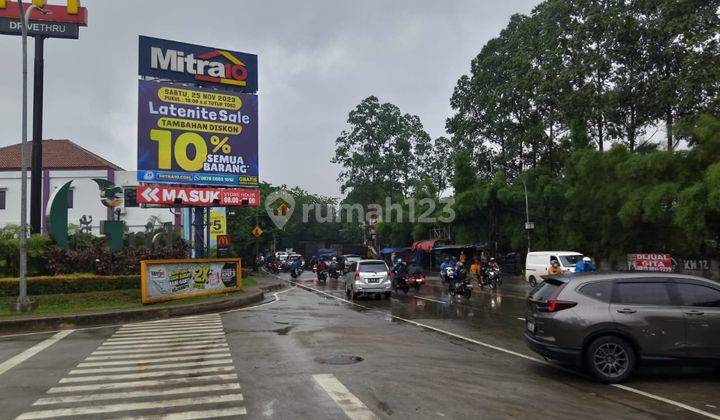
left=342, top=254, right=362, bottom=270
left=344, top=259, right=392, bottom=300
left=525, top=251, right=584, bottom=286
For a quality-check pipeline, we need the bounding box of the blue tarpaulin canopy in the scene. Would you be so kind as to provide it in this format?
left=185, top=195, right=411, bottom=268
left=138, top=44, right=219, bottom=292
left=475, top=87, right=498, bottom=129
left=380, top=247, right=409, bottom=254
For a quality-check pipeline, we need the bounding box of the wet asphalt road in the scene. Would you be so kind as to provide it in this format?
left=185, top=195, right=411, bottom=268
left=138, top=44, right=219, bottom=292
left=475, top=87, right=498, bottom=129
left=0, top=271, right=718, bottom=419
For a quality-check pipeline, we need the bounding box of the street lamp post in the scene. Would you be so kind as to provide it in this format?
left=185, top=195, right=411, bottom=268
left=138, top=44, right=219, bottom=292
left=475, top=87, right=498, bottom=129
left=522, top=177, right=533, bottom=255
left=14, top=2, right=50, bottom=312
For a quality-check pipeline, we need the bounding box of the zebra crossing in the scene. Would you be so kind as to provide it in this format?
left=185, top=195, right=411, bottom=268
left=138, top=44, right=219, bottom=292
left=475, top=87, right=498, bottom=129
left=15, top=313, right=247, bottom=419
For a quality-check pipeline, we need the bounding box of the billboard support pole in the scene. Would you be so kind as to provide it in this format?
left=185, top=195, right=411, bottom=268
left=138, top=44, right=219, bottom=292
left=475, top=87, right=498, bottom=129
left=193, top=207, right=205, bottom=258
left=206, top=207, right=211, bottom=258
left=30, top=35, right=44, bottom=234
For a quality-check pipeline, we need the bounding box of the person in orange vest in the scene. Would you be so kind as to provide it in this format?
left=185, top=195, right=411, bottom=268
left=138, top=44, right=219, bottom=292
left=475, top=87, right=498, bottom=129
left=548, top=260, right=563, bottom=276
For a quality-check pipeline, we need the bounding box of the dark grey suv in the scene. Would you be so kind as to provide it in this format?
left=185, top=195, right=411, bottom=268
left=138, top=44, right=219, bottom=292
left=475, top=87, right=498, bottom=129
left=525, top=272, right=720, bottom=383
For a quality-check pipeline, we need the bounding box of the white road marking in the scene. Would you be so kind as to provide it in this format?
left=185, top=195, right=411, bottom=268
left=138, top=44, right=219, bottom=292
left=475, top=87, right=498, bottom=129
left=114, top=407, right=248, bottom=419
left=118, top=320, right=223, bottom=329
left=613, top=385, right=720, bottom=420
left=116, top=323, right=223, bottom=333
left=47, top=374, right=239, bottom=393
left=92, top=340, right=227, bottom=355
left=115, top=321, right=222, bottom=335
left=295, top=281, right=720, bottom=420
left=79, top=352, right=231, bottom=366
left=109, top=330, right=225, bottom=339
left=97, top=338, right=226, bottom=350
left=69, top=358, right=233, bottom=374
left=517, top=317, right=526, bottom=321
left=91, top=344, right=228, bottom=356
left=34, top=383, right=241, bottom=406
left=103, top=333, right=225, bottom=343
left=85, top=344, right=227, bottom=360
left=0, top=330, right=73, bottom=377
left=16, top=394, right=244, bottom=419
left=134, top=314, right=220, bottom=324
left=414, top=296, right=447, bottom=305
left=59, top=366, right=236, bottom=383
left=104, top=333, right=225, bottom=343
left=313, top=374, right=378, bottom=420
left=116, top=322, right=223, bottom=331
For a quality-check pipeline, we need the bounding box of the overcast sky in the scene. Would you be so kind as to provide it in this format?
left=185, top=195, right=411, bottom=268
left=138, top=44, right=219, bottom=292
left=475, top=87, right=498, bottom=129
left=0, top=0, right=541, bottom=197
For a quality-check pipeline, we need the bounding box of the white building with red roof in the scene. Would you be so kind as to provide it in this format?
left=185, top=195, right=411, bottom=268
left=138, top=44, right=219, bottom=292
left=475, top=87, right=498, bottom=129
left=0, top=139, right=176, bottom=234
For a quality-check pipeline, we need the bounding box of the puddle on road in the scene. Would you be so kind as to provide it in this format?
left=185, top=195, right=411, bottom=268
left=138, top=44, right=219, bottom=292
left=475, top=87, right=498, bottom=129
left=274, top=326, right=293, bottom=335
left=314, top=354, right=364, bottom=365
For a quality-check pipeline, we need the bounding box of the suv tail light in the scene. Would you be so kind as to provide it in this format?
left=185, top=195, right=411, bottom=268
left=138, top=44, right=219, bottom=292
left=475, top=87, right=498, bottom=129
left=536, top=282, right=576, bottom=312
left=541, top=299, right=577, bottom=312
left=387, top=270, right=392, bottom=278
left=355, top=271, right=360, bottom=280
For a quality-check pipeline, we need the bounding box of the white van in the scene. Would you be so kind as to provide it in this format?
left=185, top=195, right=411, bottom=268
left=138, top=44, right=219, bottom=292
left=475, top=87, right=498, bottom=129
left=525, top=251, right=584, bottom=286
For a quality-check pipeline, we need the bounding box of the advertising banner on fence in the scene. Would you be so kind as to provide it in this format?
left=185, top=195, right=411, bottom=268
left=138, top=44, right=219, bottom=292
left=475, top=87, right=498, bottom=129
left=137, top=185, right=260, bottom=207
left=627, top=254, right=673, bottom=272
left=139, top=36, right=258, bottom=93
left=141, top=258, right=242, bottom=303
left=137, top=79, right=258, bottom=187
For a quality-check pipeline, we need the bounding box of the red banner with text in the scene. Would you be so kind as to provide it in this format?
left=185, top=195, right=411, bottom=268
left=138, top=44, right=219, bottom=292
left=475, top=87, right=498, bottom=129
left=137, top=185, right=259, bottom=207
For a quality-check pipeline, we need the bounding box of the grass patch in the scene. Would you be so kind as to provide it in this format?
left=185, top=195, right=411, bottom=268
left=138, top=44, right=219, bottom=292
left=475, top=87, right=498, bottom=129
left=0, top=278, right=257, bottom=317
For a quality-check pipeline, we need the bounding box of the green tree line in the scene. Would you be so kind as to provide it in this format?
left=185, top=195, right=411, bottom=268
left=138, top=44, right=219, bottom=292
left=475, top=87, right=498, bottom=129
left=331, top=0, right=720, bottom=266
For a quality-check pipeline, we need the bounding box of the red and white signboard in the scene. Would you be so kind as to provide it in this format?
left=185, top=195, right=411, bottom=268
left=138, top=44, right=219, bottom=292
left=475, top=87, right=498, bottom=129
left=137, top=185, right=260, bottom=207
left=627, top=254, right=673, bottom=272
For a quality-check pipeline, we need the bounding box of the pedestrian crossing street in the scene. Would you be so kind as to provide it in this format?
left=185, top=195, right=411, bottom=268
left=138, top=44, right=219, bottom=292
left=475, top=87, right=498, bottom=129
left=15, top=313, right=247, bottom=419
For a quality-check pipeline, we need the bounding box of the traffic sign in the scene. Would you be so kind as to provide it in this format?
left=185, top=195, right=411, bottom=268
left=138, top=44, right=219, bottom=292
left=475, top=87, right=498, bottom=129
left=252, top=226, right=263, bottom=237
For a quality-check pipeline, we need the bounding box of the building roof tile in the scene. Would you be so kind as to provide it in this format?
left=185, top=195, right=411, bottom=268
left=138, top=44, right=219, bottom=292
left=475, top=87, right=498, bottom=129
left=0, top=139, right=122, bottom=171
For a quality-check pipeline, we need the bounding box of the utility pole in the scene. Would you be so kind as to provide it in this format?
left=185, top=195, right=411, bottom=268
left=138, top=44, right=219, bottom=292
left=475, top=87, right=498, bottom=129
left=15, top=1, right=49, bottom=312
left=30, top=34, right=44, bottom=233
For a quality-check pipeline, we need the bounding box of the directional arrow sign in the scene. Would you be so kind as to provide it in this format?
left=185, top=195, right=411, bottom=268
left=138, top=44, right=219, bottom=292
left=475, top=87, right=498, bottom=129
left=141, top=187, right=159, bottom=202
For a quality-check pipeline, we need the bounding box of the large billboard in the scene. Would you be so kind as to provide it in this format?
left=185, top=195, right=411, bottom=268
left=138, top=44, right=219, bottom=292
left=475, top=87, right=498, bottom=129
left=141, top=258, right=242, bottom=303
left=137, top=80, right=258, bottom=186
left=138, top=36, right=258, bottom=93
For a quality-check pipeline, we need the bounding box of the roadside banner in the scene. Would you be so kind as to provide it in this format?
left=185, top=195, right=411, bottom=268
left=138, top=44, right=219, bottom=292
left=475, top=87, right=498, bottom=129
left=209, top=208, right=227, bottom=239
left=627, top=254, right=673, bottom=272
left=141, top=258, right=241, bottom=303
left=137, top=79, right=258, bottom=187
left=137, top=185, right=260, bottom=207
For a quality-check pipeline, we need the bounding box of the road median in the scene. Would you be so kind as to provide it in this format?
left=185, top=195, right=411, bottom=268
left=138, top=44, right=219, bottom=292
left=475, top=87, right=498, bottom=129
left=0, top=281, right=284, bottom=334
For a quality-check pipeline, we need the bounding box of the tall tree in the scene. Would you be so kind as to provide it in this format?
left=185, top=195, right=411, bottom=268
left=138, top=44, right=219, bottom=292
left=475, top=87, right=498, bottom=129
left=333, top=96, right=432, bottom=205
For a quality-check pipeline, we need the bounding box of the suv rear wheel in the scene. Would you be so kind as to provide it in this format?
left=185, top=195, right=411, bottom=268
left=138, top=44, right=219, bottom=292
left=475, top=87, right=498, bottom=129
left=585, top=336, right=636, bottom=383
left=528, top=276, right=537, bottom=287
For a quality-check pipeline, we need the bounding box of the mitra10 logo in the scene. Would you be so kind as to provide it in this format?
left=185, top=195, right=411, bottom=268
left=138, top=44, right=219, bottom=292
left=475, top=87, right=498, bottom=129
left=150, top=47, right=249, bottom=87
left=139, top=36, right=258, bottom=93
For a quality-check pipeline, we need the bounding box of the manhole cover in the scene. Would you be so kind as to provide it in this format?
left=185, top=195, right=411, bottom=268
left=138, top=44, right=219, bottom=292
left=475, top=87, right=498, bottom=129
left=314, top=354, right=364, bottom=365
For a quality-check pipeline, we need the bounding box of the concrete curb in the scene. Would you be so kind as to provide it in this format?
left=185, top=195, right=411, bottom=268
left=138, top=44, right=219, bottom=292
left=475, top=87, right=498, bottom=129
left=0, top=281, right=284, bottom=334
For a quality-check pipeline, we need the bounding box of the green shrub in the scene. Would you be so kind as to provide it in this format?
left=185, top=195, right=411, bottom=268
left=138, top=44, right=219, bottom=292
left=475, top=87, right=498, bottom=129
left=0, top=274, right=140, bottom=297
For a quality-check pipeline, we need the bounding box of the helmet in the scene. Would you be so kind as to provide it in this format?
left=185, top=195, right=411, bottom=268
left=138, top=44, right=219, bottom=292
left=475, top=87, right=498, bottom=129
left=489, top=257, right=495, bottom=262
left=332, top=256, right=337, bottom=261
left=396, top=258, right=403, bottom=264
left=551, top=260, right=560, bottom=267
left=583, top=257, right=591, bottom=262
